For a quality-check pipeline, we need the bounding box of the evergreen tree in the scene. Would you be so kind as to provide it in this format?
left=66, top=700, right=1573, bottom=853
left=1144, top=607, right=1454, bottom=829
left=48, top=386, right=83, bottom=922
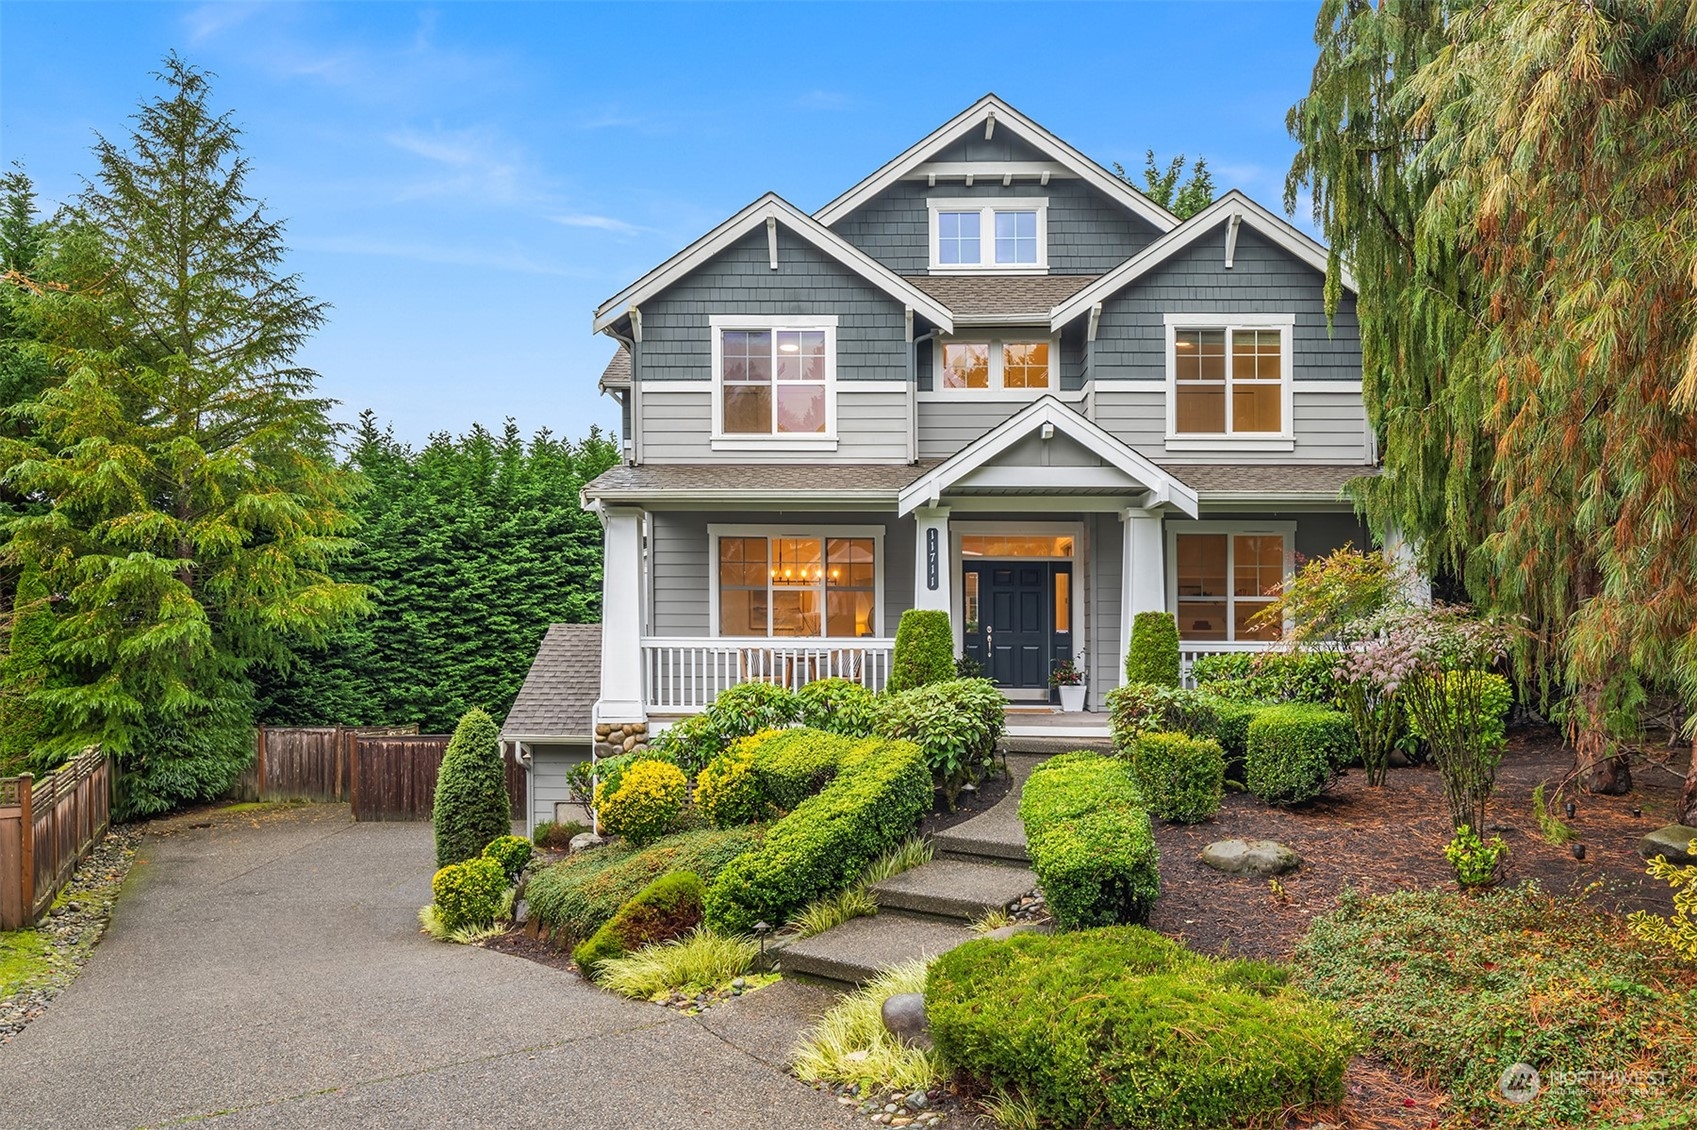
left=0, top=562, right=54, bottom=775
left=0, top=56, right=368, bottom=816
left=433, top=707, right=509, bottom=867
left=1114, top=150, right=1216, bottom=219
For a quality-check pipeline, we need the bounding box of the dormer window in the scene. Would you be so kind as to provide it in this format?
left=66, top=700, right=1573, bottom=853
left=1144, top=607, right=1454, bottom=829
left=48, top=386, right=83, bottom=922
left=709, top=314, right=839, bottom=451
left=935, top=335, right=1053, bottom=394
left=928, top=198, right=1048, bottom=272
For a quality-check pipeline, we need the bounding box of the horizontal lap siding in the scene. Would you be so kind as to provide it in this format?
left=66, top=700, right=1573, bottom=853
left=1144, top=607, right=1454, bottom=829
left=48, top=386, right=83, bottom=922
left=917, top=401, right=1035, bottom=458
left=1089, top=512, right=1124, bottom=711
left=639, top=388, right=909, bottom=463
left=529, top=744, right=590, bottom=831
left=1090, top=387, right=1370, bottom=463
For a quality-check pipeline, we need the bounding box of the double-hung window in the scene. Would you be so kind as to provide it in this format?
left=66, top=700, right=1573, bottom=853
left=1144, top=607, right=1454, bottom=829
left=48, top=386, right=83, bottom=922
left=715, top=531, right=880, bottom=638
left=1164, top=314, right=1294, bottom=449
left=711, top=315, right=836, bottom=446
left=1170, top=525, right=1293, bottom=641
left=928, top=199, right=1047, bottom=271
left=936, top=336, right=1053, bottom=393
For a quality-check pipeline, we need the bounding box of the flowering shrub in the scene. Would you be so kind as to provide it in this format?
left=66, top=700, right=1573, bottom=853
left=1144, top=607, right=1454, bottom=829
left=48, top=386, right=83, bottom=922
left=1332, top=645, right=1407, bottom=787
left=1443, top=825, right=1507, bottom=888
left=596, top=759, right=688, bottom=846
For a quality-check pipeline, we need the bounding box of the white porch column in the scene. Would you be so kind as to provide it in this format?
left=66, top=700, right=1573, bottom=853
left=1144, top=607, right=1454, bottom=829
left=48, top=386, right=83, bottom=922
left=594, top=504, right=647, bottom=724
left=1119, top=508, right=1166, bottom=672
left=1383, top=522, right=1433, bottom=606
left=912, top=505, right=952, bottom=615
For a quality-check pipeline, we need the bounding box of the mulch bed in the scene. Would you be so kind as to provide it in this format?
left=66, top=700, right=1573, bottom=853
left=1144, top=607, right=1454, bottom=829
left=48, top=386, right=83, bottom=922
left=915, top=759, right=1015, bottom=839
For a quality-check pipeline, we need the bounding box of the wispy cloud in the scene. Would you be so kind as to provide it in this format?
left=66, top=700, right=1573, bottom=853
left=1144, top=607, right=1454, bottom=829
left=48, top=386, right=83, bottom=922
left=297, top=234, right=591, bottom=278
left=552, top=213, right=648, bottom=236
left=385, top=124, right=536, bottom=206
left=182, top=2, right=266, bottom=44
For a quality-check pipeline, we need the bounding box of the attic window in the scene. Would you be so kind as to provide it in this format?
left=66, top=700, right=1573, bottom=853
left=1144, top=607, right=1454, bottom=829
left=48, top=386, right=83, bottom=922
left=928, top=198, right=1047, bottom=272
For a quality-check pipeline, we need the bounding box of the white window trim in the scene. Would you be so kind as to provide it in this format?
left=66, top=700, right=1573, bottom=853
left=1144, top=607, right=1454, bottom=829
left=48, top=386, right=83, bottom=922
left=924, top=332, right=1062, bottom=400
left=1164, top=520, right=1297, bottom=643
left=927, top=197, right=1049, bottom=274
left=1162, top=312, right=1296, bottom=452
left=709, top=314, right=840, bottom=452
left=707, top=524, right=886, bottom=639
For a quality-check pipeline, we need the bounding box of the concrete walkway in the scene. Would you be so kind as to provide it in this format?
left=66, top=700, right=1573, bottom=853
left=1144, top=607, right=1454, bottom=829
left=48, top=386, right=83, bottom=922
left=0, top=805, right=846, bottom=1130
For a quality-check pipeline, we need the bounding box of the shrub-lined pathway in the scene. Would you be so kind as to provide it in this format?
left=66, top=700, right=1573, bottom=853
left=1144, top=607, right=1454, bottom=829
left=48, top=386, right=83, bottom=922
left=0, top=804, right=848, bottom=1130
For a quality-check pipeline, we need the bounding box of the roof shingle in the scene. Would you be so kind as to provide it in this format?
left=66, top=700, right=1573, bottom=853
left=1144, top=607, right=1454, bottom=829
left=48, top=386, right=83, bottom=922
left=501, top=623, right=601, bottom=742
left=599, top=347, right=632, bottom=389
left=905, top=274, right=1098, bottom=321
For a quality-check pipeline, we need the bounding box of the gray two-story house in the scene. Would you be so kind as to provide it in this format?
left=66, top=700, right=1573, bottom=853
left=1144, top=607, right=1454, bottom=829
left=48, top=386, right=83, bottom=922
left=503, top=95, right=1377, bottom=825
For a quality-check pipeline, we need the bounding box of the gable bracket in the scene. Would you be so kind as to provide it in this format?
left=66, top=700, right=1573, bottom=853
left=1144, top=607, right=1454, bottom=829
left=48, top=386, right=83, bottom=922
left=904, top=306, right=914, bottom=344
left=628, top=305, right=643, bottom=344
left=1224, top=211, right=1242, bottom=270
left=1087, top=302, right=1103, bottom=344
left=984, top=110, right=996, bottom=140
left=766, top=216, right=779, bottom=270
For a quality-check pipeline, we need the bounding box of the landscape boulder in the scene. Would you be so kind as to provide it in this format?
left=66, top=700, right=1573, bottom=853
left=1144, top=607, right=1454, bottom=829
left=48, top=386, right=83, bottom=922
left=1639, top=825, right=1697, bottom=867
left=569, top=832, right=607, bottom=853
left=880, top=991, right=933, bottom=1050
left=1200, top=838, right=1302, bottom=876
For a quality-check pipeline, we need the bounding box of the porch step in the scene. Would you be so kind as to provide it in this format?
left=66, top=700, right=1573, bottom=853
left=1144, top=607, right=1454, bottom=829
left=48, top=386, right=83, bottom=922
left=778, top=912, right=976, bottom=987
left=1002, top=733, right=1114, bottom=756
left=868, top=858, right=1036, bottom=922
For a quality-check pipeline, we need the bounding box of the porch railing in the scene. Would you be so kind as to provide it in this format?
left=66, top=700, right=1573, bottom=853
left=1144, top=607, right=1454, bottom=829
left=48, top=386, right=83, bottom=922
left=1178, top=640, right=1276, bottom=688
left=642, top=636, right=896, bottom=713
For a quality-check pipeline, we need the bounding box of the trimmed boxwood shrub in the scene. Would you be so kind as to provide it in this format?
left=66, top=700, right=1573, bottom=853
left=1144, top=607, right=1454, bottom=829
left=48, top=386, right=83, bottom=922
left=572, top=870, right=706, bottom=979
left=1205, top=696, right=1271, bottom=780
left=525, top=825, right=762, bottom=945
left=695, top=727, right=879, bottom=828
left=927, top=927, right=1355, bottom=1130
left=1105, top=683, right=1219, bottom=751
left=1018, top=752, right=1159, bottom=928
left=1192, top=651, right=1340, bottom=704
left=704, top=736, right=931, bottom=934
left=874, top=676, right=1005, bottom=809
left=795, top=677, right=878, bottom=736
left=1245, top=703, right=1357, bottom=805
left=433, top=708, right=512, bottom=868
left=596, top=759, right=688, bottom=846
left=1131, top=732, right=1224, bottom=824
left=1125, top=611, right=1180, bottom=687
left=886, top=609, right=955, bottom=692
left=693, top=739, right=765, bottom=828
left=482, top=834, right=533, bottom=883
left=431, top=855, right=508, bottom=932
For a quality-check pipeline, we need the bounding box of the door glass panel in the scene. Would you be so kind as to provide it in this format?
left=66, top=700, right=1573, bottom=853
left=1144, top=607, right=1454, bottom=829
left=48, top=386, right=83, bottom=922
left=963, top=571, right=980, bottom=632
left=1054, top=571, right=1070, bottom=634
left=959, top=535, right=1073, bottom=558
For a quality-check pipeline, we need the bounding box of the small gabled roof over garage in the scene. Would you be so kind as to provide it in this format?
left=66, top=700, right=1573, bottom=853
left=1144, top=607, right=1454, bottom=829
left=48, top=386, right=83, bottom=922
left=899, top=397, right=1199, bottom=517
left=502, top=623, right=602, bottom=744
left=591, top=193, right=955, bottom=336
left=1048, top=190, right=1355, bottom=331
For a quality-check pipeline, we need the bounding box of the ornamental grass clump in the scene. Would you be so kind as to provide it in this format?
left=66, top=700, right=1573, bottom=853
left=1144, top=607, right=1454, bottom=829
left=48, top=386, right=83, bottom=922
left=791, top=960, right=938, bottom=1095
left=594, top=927, right=758, bottom=1001
left=928, top=928, right=1354, bottom=1130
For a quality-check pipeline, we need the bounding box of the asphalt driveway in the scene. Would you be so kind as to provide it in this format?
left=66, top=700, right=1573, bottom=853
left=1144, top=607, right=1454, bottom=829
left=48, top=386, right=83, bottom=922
left=0, top=805, right=848, bottom=1130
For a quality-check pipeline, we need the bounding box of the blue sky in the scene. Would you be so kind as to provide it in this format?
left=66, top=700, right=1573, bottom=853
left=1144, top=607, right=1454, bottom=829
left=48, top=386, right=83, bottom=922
left=1, top=1, right=1323, bottom=445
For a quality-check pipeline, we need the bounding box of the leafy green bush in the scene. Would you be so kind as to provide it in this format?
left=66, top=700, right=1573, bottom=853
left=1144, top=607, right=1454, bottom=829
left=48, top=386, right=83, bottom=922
left=595, top=759, right=687, bottom=846
left=795, top=677, right=878, bottom=736
left=432, top=708, right=512, bottom=868
left=1204, top=696, right=1270, bottom=777
left=525, top=825, right=762, bottom=945
left=693, top=738, right=767, bottom=827
left=704, top=737, right=931, bottom=934
left=1244, top=703, right=1356, bottom=806
left=1405, top=668, right=1512, bottom=833
left=1443, top=825, right=1507, bottom=888
left=1130, top=732, right=1224, bottom=824
left=929, top=927, right=1354, bottom=1130
left=1105, top=683, right=1219, bottom=751
left=646, top=682, right=800, bottom=777
left=1018, top=752, right=1159, bottom=928
left=1295, top=886, right=1697, bottom=1128
left=1630, top=842, right=1697, bottom=962
left=572, top=870, right=706, bottom=979
left=1191, top=651, right=1340, bottom=704
left=567, top=746, right=678, bottom=815
left=874, top=677, right=1005, bottom=809
left=1124, top=611, right=1180, bottom=687
left=482, top=834, right=533, bottom=883
left=647, top=712, right=722, bottom=777
left=886, top=609, right=955, bottom=692
left=430, top=855, right=508, bottom=932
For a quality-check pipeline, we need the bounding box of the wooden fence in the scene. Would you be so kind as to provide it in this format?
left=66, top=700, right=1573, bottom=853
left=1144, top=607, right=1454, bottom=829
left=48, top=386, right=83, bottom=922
left=0, top=750, right=113, bottom=930
left=233, top=726, right=525, bottom=823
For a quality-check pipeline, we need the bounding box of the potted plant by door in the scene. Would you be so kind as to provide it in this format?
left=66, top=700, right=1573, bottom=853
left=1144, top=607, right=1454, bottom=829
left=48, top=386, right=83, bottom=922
left=1051, top=658, right=1087, bottom=712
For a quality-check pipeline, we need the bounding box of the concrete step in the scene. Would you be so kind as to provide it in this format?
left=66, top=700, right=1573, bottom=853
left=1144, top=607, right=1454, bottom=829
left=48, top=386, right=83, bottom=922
left=868, top=858, right=1036, bottom=922
left=1002, top=733, right=1114, bottom=756
left=932, top=806, right=1031, bottom=865
left=777, top=912, right=976, bottom=988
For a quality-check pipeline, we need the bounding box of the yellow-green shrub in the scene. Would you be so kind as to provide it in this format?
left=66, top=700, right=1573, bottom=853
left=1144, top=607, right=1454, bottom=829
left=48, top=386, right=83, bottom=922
left=431, top=855, right=507, bottom=932
left=596, top=759, right=687, bottom=846
left=694, top=738, right=767, bottom=827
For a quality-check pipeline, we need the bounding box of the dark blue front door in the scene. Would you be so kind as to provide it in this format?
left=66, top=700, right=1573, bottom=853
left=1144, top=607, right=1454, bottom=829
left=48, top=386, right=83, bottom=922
left=961, top=562, right=1073, bottom=690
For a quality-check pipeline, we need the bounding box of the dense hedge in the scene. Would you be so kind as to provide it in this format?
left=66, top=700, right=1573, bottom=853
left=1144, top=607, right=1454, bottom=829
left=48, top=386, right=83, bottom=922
left=1018, top=752, right=1159, bottom=928
left=526, top=825, right=762, bottom=945
left=1206, top=696, right=1270, bottom=773
left=1245, top=703, right=1357, bottom=805
left=571, top=870, right=705, bottom=980
left=1131, top=732, right=1225, bottom=823
left=886, top=609, right=955, bottom=692
left=704, top=735, right=931, bottom=933
left=1105, top=683, right=1220, bottom=751
left=432, top=708, right=511, bottom=868
left=795, top=677, right=878, bottom=736
left=875, top=677, right=1005, bottom=809
left=431, top=855, right=507, bottom=932
left=1191, top=652, right=1340, bottom=704
left=928, top=927, right=1354, bottom=1129
left=694, top=728, right=858, bottom=827
left=1125, top=612, right=1180, bottom=687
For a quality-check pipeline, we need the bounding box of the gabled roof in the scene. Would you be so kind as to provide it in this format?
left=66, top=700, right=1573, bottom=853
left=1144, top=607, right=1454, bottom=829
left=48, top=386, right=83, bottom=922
left=592, top=193, right=955, bottom=335
left=814, top=94, right=1180, bottom=233
left=502, top=623, right=602, bottom=743
left=598, top=347, right=632, bottom=391
left=1049, top=190, right=1356, bottom=330
left=898, top=397, right=1199, bottom=517
left=907, top=274, right=1097, bottom=323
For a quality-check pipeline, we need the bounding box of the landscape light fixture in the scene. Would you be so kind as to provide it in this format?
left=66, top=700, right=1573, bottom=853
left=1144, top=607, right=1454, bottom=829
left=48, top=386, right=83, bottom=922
left=1571, top=843, right=1586, bottom=860
left=1565, top=801, right=1577, bottom=820
left=753, top=920, right=772, bottom=963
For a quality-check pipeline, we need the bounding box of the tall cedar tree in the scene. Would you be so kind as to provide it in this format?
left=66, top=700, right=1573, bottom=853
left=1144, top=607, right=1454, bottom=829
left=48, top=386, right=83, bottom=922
left=0, top=57, right=367, bottom=816
left=256, top=413, right=617, bottom=732
left=1289, top=1, right=1697, bottom=813
left=1114, top=151, right=1216, bottom=220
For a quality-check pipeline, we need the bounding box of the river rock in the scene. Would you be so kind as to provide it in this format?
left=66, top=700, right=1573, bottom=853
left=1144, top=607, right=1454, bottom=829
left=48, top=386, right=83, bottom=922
left=1200, top=838, right=1302, bottom=876
left=569, top=832, right=606, bottom=853
left=1639, top=825, right=1697, bottom=866
left=880, top=992, right=932, bottom=1050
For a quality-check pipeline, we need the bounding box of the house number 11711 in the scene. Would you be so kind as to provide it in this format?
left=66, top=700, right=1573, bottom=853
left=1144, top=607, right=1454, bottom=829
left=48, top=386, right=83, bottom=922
left=926, top=528, right=939, bottom=591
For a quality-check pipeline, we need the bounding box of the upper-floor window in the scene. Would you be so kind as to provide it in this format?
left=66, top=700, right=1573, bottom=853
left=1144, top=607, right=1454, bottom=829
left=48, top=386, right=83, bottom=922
left=710, top=315, right=837, bottom=447
left=1164, top=314, right=1295, bottom=450
left=928, top=198, right=1048, bottom=272
left=937, top=337, right=1053, bottom=393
